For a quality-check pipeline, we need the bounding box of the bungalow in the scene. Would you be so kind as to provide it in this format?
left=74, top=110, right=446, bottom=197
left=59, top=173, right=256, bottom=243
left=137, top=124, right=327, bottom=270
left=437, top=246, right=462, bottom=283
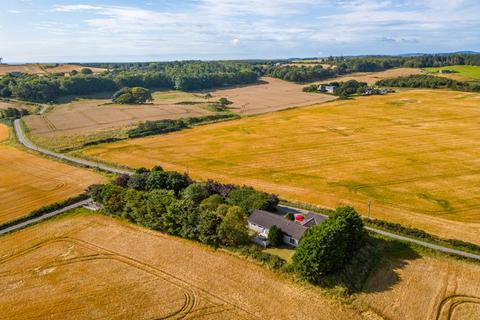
left=248, top=209, right=327, bottom=247
left=317, top=84, right=337, bottom=94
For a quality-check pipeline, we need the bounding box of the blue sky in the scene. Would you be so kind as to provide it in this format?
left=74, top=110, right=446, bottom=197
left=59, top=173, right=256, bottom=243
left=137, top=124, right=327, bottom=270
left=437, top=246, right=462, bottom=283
left=1, top=0, right=479, bottom=62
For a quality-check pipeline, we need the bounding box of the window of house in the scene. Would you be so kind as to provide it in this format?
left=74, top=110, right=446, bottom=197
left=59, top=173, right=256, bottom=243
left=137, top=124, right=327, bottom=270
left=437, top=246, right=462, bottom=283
left=289, top=238, right=295, bottom=245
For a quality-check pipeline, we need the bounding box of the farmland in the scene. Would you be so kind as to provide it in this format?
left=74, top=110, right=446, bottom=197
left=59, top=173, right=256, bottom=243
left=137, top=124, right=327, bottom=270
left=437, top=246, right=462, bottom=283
left=23, top=91, right=212, bottom=151
left=82, top=90, right=480, bottom=244
left=0, top=100, right=38, bottom=113
left=23, top=77, right=334, bottom=151
left=315, top=67, right=424, bottom=85
left=0, top=213, right=361, bottom=320
left=0, top=63, right=106, bottom=75
left=208, top=77, right=336, bottom=114
left=358, top=253, right=480, bottom=319
left=0, top=124, right=104, bottom=224
left=424, top=65, right=480, bottom=81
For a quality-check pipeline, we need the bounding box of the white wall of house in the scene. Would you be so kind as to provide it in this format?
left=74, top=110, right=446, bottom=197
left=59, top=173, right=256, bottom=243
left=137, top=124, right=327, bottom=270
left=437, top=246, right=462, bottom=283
left=248, top=221, right=268, bottom=237
left=282, top=235, right=298, bottom=247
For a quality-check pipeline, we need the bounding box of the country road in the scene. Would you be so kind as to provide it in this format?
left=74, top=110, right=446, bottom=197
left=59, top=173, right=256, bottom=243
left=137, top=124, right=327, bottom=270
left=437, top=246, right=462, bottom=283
left=14, top=119, right=132, bottom=175
left=8, top=119, right=480, bottom=261
left=0, top=199, right=91, bottom=235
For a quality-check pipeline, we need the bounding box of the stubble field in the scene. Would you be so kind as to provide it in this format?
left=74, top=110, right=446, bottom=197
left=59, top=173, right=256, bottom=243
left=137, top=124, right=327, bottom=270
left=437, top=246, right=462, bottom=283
left=315, top=67, right=425, bottom=85
left=82, top=90, right=480, bottom=244
left=0, top=124, right=104, bottom=224
left=358, top=254, right=480, bottom=320
left=0, top=214, right=361, bottom=320
left=209, top=77, right=337, bottom=114
left=0, top=64, right=106, bottom=75
left=23, top=92, right=211, bottom=151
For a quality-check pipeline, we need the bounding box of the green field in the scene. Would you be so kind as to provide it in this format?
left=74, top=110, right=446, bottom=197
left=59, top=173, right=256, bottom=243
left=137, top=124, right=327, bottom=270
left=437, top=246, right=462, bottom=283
left=424, top=65, right=480, bottom=80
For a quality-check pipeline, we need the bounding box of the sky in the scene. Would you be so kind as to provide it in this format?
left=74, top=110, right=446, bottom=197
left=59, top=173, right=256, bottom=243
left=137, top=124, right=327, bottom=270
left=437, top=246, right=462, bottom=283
left=0, top=0, right=479, bottom=62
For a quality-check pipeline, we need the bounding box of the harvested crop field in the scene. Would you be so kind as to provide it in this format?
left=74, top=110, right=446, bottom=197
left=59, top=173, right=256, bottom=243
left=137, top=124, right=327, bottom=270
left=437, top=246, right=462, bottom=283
left=0, top=64, right=105, bottom=75
left=0, top=214, right=361, bottom=320
left=209, top=77, right=337, bottom=114
left=82, top=90, right=480, bottom=244
left=23, top=93, right=211, bottom=151
left=316, top=68, right=425, bottom=85
left=358, top=255, right=480, bottom=320
left=0, top=100, right=38, bottom=113
left=0, top=125, right=104, bottom=224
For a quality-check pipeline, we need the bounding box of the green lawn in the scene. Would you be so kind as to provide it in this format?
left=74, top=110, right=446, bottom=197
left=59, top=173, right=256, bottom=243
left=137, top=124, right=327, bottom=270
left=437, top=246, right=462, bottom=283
left=264, top=247, right=295, bottom=263
left=424, top=65, right=480, bottom=80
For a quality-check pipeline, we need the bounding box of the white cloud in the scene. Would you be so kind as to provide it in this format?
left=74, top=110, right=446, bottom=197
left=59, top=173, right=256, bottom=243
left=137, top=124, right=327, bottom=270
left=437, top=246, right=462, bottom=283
left=3, top=0, right=479, bottom=61
left=7, top=10, right=22, bottom=14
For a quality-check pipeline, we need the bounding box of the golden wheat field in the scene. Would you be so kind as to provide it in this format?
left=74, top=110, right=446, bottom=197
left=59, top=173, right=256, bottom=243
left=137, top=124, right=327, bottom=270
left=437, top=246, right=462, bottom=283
left=358, top=255, right=480, bottom=320
left=0, top=124, right=104, bottom=224
left=82, top=90, right=480, bottom=244
left=0, top=214, right=361, bottom=320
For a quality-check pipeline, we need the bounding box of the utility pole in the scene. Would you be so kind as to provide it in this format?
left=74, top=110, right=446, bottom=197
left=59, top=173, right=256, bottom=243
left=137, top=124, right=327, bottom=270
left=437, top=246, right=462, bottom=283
left=367, top=199, right=372, bottom=219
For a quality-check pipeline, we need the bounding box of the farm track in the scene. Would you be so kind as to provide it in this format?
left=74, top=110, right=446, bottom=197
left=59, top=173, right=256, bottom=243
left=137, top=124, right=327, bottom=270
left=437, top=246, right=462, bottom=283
left=8, top=118, right=480, bottom=261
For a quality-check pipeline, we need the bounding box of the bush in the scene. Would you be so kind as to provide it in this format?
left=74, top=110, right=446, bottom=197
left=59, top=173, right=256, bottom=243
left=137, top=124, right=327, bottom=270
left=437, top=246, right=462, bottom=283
left=200, top=194, right=224, bottom=211
left=226, top=186, right=279, bottom=214
left=80, top=68, right=93, bottom=75
left=182, top=183, right=211, bottom=205
left=127, top=114, right=238, bottom=138
left=218, top=206, right=249, bottom=246
left=112, top=87, right=153, bottom=104
left=234, top=245, right=286, bottom=270
left=285, top=212, right=295, bottom=221
left=292, top=207, right=366, bottom=283
left=267, top=225, right=283, bottom=246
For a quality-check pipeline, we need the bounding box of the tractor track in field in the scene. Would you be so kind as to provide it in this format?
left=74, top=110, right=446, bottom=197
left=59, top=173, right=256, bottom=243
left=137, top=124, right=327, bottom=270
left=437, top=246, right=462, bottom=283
left=0, top=236, right=259, bottom=319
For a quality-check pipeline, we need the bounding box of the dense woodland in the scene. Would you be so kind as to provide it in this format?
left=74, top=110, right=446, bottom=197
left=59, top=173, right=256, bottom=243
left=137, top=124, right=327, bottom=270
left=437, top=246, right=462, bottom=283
left=377, top=75, right=480, bottom=92
left=2, top=54, right=480, bottom=102
left=0, top=61, right=259, bottom=102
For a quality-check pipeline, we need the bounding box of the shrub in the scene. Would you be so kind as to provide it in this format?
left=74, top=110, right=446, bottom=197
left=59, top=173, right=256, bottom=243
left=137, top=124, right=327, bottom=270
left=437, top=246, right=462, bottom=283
left=112, top=87, right=153, bottom=104
left=181, top=183, right=211, bottom=205
left=226, top=186, right=279, bottom=214
left=218, top=206, right=249, bottom=246
left=267, top=225, right=283, bottom=246
left=200, top=194, right=224, bottom=211
left=292, top=207, right=366, bottom=283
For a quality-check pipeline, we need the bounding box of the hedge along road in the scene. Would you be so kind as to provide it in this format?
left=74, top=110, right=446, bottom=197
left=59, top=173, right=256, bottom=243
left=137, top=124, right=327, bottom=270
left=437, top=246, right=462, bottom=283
left=9, top=119, right=480, bottom=261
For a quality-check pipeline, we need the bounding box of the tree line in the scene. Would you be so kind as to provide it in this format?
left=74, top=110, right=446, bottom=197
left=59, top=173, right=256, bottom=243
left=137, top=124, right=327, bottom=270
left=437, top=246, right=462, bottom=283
left=0, top=61, right=259, bottom=102
left=376, top=75, right=480, bottom=92
left=266, top=54, right=480, bottom=83
left=90, top=167, right=279, bottom=248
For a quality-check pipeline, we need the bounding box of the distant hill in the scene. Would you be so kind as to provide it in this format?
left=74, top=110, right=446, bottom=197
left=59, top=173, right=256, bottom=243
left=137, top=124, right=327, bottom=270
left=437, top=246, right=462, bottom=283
left=397, top=51, right=480, bottom=57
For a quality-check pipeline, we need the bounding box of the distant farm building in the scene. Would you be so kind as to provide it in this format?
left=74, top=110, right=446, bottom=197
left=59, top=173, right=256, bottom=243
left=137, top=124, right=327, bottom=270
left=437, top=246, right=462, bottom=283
left=248, top=209, right=327, bottom=247
left=439, top=69, right=454, bottom=74
left=318, top=84, right=337, bottom=93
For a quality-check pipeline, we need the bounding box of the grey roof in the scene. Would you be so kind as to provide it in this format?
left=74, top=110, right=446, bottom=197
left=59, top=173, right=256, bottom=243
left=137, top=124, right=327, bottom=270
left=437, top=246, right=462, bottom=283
left=248, top=209, right=327, bottom=241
